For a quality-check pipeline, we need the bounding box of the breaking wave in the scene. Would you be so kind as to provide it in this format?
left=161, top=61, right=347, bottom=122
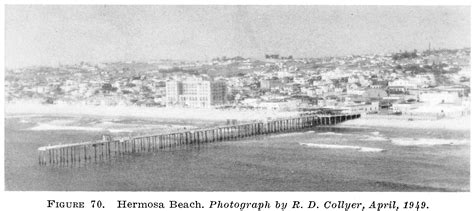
left=300, top=143, right=385, bottom=152
left=364, top=135, right=390, bottom=142
left=318, top=132, right=344, bottom=136
left=19, top=119, right=31, bottom=123
left=391, top=138, right=469, bottom=147
left=371, top=131, right=380, bottom=136
left=29, top=124, right=105, bottom=132
left=107, top=129, right=134, bottom=133
left=273, top=132, right=310, bottom=137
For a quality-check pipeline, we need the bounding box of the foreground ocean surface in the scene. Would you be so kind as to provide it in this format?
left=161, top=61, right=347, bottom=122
left=5, top=115, right=470, bottom=191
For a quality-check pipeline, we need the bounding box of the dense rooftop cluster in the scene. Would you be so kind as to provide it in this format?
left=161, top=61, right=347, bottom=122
left=5, top=48, right=470, bottom=116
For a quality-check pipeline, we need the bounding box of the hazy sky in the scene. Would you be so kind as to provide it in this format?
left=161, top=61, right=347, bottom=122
left=5, top=5, right=470, bottom=68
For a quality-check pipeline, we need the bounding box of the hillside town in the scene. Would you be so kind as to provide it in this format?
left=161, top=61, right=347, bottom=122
left=5, top=48, right=470, bottom=119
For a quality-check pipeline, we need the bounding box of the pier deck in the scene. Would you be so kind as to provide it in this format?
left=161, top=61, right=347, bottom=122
left=37, top=114, right=361, bottom=166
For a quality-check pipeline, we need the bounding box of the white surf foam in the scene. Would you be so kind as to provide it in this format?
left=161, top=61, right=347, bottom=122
left=300, top=143, right=385, bottom=152
left=319, top=132, right=344, bottom=136
left=332, top=125, right=371, bottom=129
left=371, top=131, right=380, bottom=136
left=108, top=129, right=134, bottom=133
left=273, top=132, right=307, bottom=137
left=391, top=138, right=469, bottom=147
left=358, top=147, right=386, bottom=152
left=19, top=119, right=31, bottom=123
left=5, top=114, right=43, bottom=119
left=364, top=135, right=390, bottom=142
left=29, top=124, right=105, bottom=132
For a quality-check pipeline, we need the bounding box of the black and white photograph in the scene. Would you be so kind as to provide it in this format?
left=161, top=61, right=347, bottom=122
left=2, top=3, right=471, bottom=195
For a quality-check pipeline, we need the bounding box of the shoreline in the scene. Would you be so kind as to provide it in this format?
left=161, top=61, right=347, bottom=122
left=5, top=103, right=470, bottom=132
left=340, top=114, right=470, bottom=131
left=5, top=102, right=298, bottom=122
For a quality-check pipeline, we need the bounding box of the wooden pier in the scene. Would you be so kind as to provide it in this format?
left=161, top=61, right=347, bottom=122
left=37, top=114, right=360, bottom=166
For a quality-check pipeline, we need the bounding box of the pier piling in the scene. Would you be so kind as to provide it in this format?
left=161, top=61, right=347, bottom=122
left=37, top=114, right=360, bottom=166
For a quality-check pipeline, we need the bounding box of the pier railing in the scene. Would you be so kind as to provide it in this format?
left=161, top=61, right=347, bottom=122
left=37, top=114, right=361, bottom=166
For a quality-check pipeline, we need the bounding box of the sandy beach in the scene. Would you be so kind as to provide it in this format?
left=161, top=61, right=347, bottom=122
left=5, top=102, right=471, bottom=132
left=4, top=102, right=298, bottom=121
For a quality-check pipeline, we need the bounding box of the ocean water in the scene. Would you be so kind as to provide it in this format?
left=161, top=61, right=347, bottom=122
left=4, top=115, right=470, bottom=191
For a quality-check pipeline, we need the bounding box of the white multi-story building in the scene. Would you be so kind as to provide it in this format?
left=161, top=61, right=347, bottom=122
left=165, top=78, right=227, bottom=108
left=388, top=78, right=418, bottom=89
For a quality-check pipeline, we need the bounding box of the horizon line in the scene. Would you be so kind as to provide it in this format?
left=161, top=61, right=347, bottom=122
left=5, top=46, right=470, bottom=70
